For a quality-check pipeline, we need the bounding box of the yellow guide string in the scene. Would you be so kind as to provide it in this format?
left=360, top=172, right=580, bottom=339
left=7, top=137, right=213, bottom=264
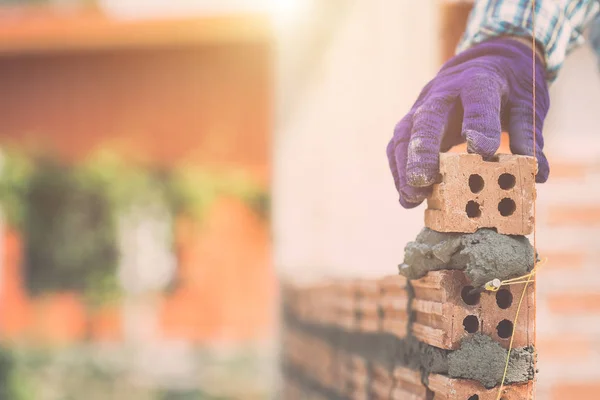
left=493, top=2, right=538, bottom=399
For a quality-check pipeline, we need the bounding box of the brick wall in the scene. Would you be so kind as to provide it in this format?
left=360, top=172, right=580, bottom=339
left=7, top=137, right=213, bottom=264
left=281, top=272, right=535, bottom=399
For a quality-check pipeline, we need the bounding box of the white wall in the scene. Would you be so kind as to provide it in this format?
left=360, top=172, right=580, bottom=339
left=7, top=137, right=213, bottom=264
left=274, top=1, right=600, bottom=283
left=274, top=0, right=439, bottom=282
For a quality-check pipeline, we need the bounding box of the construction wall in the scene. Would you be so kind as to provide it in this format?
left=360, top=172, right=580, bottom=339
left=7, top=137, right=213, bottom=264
left=275, top=0, right=600, bottom=398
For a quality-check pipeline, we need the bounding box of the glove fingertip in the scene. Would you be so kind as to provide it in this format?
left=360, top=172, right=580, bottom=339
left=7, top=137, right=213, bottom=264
left=406, top=169, right=437, bottom=188
left=535, top=156, right=550, bottom=183
left=464, top=129, right=501, bottom=159
left=399, top=196, right=423, bottom=209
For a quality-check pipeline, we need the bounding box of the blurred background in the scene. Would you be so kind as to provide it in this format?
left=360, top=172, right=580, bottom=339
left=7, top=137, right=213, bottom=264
left=0, top=0, right=597, bottom=399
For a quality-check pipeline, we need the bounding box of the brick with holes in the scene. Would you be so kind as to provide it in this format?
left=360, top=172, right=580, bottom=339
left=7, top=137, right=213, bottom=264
left=428, top=374, right=534, bottom=400
left=425, top=153, right=536, bottom=235
left=379, top=275, right=410, bottom=338
left=411, top=270, right=481, bottom=350
left=410, top=269, right=535, bottom=350
left=480, top=282, right=536, bottom=349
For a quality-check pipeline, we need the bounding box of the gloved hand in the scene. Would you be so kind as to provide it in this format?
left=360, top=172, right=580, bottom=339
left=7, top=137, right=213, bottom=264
left=387, top=38, right=550, bottom=209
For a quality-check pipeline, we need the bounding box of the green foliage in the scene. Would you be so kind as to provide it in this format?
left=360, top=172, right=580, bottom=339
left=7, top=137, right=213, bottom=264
left=23, top=156, right=120, bottom=306
left=0, top=149, right=270, bottom=305
left=0, top=346, right=35, bottom=400
left=0, top=150, right=34, bottom=228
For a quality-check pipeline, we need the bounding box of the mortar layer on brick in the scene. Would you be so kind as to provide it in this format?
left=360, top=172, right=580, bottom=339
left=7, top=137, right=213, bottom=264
left=447, top=333, right=535, bottom=388
left=400, top=227, right=534, bottom=287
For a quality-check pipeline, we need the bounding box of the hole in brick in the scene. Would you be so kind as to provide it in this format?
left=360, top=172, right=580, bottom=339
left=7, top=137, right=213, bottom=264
left=468, top=396, right=479, bottom=400
left=469, top=174, right=485, bottom=193
left=497, top=319, right=514, bottom=339
left=498, top=173, right=516, bottom=190
left=463, top=315, right=479, bottom=333
left=496, top=289, right=513, bottom=309
left=466, top=201, right=481, bottom=218
left=461, top=286, right=480, bottom=306
left=498, top=198, right=516, bottom=217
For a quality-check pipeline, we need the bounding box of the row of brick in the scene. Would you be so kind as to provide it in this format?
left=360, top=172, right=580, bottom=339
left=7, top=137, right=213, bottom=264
left=283, top=270, right=534, bottom=351
left=281, top=328, right=534, bottom=400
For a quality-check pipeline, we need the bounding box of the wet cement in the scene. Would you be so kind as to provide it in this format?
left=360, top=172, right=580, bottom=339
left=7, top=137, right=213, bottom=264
left=448, top=334, right=535, bottom=388
left=399, top=228, right=535, bottom=287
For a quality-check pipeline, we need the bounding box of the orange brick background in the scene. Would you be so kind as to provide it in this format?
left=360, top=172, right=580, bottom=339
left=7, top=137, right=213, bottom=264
left=534, top=156, right=600, bottom=400
left=0, top=197, right=274, bottom=345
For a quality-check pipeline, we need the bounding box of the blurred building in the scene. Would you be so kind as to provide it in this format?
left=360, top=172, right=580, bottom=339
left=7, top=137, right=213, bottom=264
left=274, top=1, right=600, bottom=399
left=0, top=4, right=275, bottom=397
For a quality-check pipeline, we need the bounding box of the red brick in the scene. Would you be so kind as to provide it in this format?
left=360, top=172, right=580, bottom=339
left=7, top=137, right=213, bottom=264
left=379, top=275, right=409, bottom=338
left=410, top=270, right=535, bottom=350
left=479, top=281, right=536, bottom=349
left=428, top=374, right=534, bottom=399
left=410, top=270, right=471, bottom=350
left=331, top=280, right=358, bottom=331
left=551, top=383, right=600, bottom=400
left=425, top=153, right=536, bottom=235
left=356, top=279, right=380, bottom=333
left=547, top=292, right=600, bottom=314
left=391, top=366, right=427, bottom=400
left=370, top=363, right=394, bottom=399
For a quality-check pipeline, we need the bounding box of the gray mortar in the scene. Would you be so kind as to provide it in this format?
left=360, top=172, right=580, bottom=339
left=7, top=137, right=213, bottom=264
left=447, top=334, right=535, bottom=388
left=399, top=228, right=535, bottom=287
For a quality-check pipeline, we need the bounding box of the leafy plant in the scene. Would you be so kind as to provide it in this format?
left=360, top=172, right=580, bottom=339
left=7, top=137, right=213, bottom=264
left=0, top=148, right=270, bottom=306
left=0, top=346, right=34, bottom=400
left=23, top=156, right=120, bottom=305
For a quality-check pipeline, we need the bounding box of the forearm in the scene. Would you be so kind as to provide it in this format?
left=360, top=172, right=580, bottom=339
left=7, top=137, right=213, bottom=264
left=457, top=0, right=600, bottom=82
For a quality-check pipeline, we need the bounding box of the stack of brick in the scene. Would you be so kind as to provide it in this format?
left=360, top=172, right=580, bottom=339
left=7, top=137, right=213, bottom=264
left=281, top=153, right=539, bottom=399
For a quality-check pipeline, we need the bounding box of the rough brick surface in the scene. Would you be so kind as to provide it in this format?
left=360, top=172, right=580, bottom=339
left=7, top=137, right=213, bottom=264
left=411, top=270, right=470, bottom=350
left=428, top=374, right=534, bottom=400
left=349, top=356, right=369, bottom=400
left=481, top=282, right=536, bottom=349
left=379, top=275, right=409, bottom=338
left=355, top=280, right=380, bottom=333
left=425, top=153, right=536, bottom=235
left=370, top=363, right=393, bottom=399
left=336, top=281, right=357, bottom=331
left=411, top=270, right=535, bottom=350
left=391, top=366, right=428, bottom=400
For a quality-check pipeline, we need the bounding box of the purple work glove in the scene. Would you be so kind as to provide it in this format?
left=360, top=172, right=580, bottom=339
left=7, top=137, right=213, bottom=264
left=387, top=38, right=550, bottom=209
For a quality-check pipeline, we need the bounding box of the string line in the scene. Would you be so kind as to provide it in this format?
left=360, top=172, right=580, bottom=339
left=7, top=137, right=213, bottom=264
left=495, top=1, right=538, bottom=399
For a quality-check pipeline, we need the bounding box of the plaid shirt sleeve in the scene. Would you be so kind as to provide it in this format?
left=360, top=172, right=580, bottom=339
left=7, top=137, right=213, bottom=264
left=457, top=0, right=600, bottom=82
